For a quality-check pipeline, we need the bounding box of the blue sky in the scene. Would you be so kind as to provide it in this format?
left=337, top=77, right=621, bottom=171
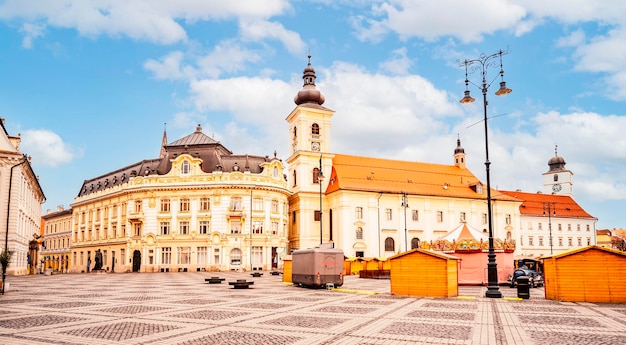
left=1, top=0, right=624, bottom=230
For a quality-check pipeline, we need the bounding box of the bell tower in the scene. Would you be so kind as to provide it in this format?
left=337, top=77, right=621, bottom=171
left=286, top=55, right=335, bottom=250
left=542, top=145, right=573, bottom=195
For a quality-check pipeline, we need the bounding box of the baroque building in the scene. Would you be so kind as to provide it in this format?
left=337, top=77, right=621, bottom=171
left=0, top=118, right=45, bottom=276
left=286, top=57, right=521, bottom=258
left=70, top=125, right=289, bottom=273
left=41, top=206, right=72, bottom=274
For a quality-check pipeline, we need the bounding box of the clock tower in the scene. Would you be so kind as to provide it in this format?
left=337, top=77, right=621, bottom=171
left=286, top=55, right=335, bottom=250
left=542, top=145, right=573, bottom=196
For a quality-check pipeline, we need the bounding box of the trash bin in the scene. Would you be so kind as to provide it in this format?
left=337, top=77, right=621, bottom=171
left=517, top=276, right=530, bottom=299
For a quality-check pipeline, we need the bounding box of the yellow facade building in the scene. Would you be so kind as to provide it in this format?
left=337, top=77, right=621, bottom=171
left=70, top=125, right=290, bottom=273
left=41, top=206, right=72, bottom=274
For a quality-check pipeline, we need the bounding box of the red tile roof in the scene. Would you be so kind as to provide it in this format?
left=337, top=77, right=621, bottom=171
left=326, top=154, right=517, bottom=202
left=499, top=190, right=595, bottom=219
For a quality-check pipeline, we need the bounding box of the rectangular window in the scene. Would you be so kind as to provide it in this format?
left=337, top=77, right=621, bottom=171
left=134, top=200, right=142, bottom=212
left=577, top=224, right=581, bottom=232
left=231, top=197, right=242, bottom=211
left=437, top=211, right=443, bottom=223
left=577, top=237, right=582, bottom=246
left=179, top=221, right=189, bottom=235
left=355, top=207, right=363, bottom=220
left=180, top=198, right=190, bottom=212
left=253, top=198, right=263, bottom=211
left=539, top=237, right=544, bottom=246
left=460, top=212, right=466, bottom=222
left=412, top=210, right=419, bottom=221
left=505, top=214, right=511, bottom=225
left=271, top=200, right=279, bottom=213
left=538, top=223, right=543, bottom=230
left=231, top=222, right=241, bottom=234
left=271, top=221, right=279, bottom=235
left=314, top=210, right=321, bottom=221
left=253, top=220, right=263, bottom=234
left=177, top=247, right=191, bottom=265
left=385, top=209, right=392, bottom=221
left=161, top=247, right=171, bottom=264
left=292, top=211, right=296, bottom=224
left=121, top=249, right=125, bottom=265
left=519, top=236, right=523, bottom=246
left=251, top=246, right=263, bottom=266
left=567, top=224, right=572, bottom=231
left=200, top=197, right=210, bottom=211
left=160, top=222, right=170, bottom=235
left=568, top=237, right=573, bottom=246
left=586, top=225, right=590, bottom=232
left=197, top=247, right=207, bottom=266
left=133, top=223, right=141, bottom=237
left=482, top=213, right=487, bottom=224
left=529, top=236, right=534, bottom=246
left=558, top=223, right=562, bottom=231
left=587, top=238, right=591, bottom=245
left=199, top=221, right=210, bottom=234
left=214, top=248, right=220, bottom=264
left=558, top=238, right=563, bottom=247
left=160, top=199, right=170, bottom=212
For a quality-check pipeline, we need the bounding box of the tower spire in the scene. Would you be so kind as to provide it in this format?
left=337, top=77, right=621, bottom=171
left=160, top=122, right=168, bottom=158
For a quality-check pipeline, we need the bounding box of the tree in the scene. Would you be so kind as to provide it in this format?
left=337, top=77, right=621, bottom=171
left=1, top=250, right=13, bottom=294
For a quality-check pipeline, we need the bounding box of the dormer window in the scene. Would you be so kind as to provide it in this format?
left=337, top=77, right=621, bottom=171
left=181, top=160, right=190, bottom=175
left=312, top=123, right=320, bottom=136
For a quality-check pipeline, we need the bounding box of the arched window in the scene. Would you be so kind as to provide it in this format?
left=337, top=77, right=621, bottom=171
left=181, top=160, right=190, bottom=174
left=411, top=238, right=420, bottom=249
left=553, top=174, right=559, bottom=182
left=506, top=231, right=512, bottom=240
left=293, top=170, right=297, bottom=187
left=293, top=126, right=297, bottom=138
left=312, top=123, right=320, bottom=135
left=384, top=237, right=395, bottom=252
left=230, top=248, right=242, bottom=266
left=313, top=168, right=320, bottom=184
left=356, top=227, right=363, bottom=240
left=273, top=166, right=278, bottom=178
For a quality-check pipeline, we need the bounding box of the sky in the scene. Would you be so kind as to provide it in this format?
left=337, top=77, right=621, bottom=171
left=0, top=0, right=625, bottom=230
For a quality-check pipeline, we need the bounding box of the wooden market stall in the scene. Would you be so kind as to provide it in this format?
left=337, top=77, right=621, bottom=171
left=389, top=249, right=460, bottom=297
left=542, top=245, right=626, bottom=303
left=282, top=255, right=292, bottom=283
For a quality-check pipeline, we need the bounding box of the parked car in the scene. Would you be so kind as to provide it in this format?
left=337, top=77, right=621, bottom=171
left=508, top=268, right=544, bottom=288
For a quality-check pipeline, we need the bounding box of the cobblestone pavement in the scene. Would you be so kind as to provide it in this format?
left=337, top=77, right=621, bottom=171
left=0, top=272, right=625, bottom=344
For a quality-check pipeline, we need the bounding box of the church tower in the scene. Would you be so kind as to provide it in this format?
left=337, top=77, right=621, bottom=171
left=542, top=145, right=573, bottom=196
left=286, top=55, right=335, bottom=250
left=453, top=136, right=466, bottom=169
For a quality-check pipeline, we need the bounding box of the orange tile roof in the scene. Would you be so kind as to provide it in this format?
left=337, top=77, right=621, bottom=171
left=326, top=154, right=517, bottom=201
left=499, top=190, right=595, bottom=219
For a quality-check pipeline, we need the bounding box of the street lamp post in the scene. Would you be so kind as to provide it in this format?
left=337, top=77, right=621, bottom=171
left=543, top=202, right=556, bottom=255
left=318, top=156, right=324, bottom=245
left=459, top=49, right=512, bottom=298
left=401, top=193, right=409, bottom=251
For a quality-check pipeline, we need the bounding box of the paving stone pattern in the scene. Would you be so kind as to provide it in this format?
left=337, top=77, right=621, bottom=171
left=0, top=272, right=624, bottom=344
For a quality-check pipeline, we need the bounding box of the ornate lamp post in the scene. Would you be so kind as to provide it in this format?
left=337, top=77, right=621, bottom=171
left=543, top=202, right=556, bottom=255
left=459, top=49, right=512, bottom=298
left=318, top=156, right=324, bottom=245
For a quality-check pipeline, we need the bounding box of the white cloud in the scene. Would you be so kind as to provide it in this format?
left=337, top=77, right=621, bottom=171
left=0, top=0, right=293, bottom=45
left=378, top=47, right=413, bottom=75
left=196, top=40, right=263, bottom=78
left=556, top=29, right=585, bottom=48
left=19, top=22, right=45, bottom=49
left=144, top=51, right=192, bottom=80
left=20, top=129, right=81, bottom=168
left=239, top=19, right=306, bottom=55
left=358, top=0, right=526, bottom=43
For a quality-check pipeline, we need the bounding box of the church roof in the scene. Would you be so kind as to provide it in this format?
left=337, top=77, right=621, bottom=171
left=499, top=190, right=595, bottom=219
left=326, top=154, right=517, bottom=201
